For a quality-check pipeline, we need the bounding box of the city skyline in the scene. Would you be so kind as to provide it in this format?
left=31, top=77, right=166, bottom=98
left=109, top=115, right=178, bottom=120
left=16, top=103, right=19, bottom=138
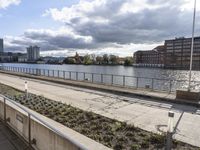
left=0, top=0, right=200, bottom=57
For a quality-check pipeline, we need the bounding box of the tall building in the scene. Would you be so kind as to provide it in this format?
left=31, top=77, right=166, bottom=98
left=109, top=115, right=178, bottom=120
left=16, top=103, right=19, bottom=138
left=27, top=46, right=40, bottom=62
left=0, top=39, right=3, bottom=54
left=164, top=37, right=200, bottom=70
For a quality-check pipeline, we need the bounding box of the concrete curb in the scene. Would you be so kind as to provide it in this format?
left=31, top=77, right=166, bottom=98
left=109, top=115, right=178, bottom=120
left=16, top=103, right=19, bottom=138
left=0, top=70, right=199, bottom=107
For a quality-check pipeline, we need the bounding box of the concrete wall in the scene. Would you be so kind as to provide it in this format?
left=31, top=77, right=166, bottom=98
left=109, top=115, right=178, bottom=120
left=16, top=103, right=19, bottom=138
left=0, top=100, right=80, bottom=150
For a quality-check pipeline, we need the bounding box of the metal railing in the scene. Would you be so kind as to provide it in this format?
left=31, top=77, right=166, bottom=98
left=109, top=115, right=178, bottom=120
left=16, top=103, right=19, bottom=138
left=1, top=66, right=200, bottom=93
left=0, top=94, right=88, bottom=150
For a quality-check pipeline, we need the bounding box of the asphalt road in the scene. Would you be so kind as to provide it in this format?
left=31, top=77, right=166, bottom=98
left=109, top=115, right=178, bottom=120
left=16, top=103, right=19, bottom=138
left=0, top=73, right=200, bottom=147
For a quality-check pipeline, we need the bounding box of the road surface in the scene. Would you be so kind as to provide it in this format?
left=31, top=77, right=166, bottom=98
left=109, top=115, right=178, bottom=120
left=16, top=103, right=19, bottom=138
left=0, top=73, right=199, bottom=147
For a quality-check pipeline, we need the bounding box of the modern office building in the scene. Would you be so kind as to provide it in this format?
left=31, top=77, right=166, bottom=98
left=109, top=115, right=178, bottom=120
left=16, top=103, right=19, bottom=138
left=164, top=37, right=200, bottom=70
left=0, top=39, right=3, bottom=54
left=27, top=46, right=40, bottom=62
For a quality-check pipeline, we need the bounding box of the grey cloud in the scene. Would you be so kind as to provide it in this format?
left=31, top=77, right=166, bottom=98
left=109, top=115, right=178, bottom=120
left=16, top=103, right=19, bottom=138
left=71, top=2, right=197, bottom=45
left=5, top=0, right=200, bottom=53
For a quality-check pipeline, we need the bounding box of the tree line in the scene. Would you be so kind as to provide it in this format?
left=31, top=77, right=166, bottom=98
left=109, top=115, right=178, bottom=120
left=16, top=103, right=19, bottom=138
left=63, top=52, right=134, bottom=66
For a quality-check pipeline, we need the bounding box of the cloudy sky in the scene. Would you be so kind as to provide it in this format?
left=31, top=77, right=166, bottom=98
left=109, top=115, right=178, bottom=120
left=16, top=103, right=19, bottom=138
left=0, top=0, right=199, bottom=57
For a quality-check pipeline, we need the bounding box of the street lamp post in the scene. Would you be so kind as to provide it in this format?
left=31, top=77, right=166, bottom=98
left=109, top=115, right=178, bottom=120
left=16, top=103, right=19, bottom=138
left=188, top=0, right=197, bottom=91
left=166, top=111, right=174, bottom=150
left=25, top=81, right=28, bottom=99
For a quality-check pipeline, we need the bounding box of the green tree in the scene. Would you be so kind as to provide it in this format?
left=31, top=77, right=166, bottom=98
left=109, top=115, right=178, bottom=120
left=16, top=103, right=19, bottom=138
left=96, top=56, right=103, bottom=64
left=64, top=58, right=76, bottom=64
left=69, top=58, right=76, bottom=64
left=90, top=54, right=96, bottom=64
left=83, top=54, right=92, bottom=65
left=124, top=57, right=133, bottom=66
left=103, top=54, right=109, bottom=64
left=109, top=55, right=119, bottom=65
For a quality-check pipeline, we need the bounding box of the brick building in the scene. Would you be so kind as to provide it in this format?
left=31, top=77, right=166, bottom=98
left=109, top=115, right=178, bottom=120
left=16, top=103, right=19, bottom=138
left=134, top=36, right=200, bottom=70
left=134, top=45, right=165, bottom=65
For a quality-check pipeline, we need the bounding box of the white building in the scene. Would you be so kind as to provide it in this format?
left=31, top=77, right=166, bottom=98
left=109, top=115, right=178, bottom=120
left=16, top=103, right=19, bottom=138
left=27, top=46, right=40, bottom=62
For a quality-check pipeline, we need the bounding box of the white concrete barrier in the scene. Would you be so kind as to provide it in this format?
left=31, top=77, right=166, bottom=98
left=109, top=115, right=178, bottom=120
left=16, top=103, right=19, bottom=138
left=0, top=96, right=110, bottom=150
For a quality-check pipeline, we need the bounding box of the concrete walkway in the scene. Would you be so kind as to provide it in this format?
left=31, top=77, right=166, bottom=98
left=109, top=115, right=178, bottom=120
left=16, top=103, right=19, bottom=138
left=0, top=73, right=200, bottom=147
left=0, top=70, right=180, bottom=105
left=0, top=120, right=28, bottom=150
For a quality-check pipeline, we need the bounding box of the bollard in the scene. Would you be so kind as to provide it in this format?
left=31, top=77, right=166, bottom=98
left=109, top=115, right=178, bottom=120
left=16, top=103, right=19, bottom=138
left=166, top=111, right=174, bottom=150
left=25, top=81, right=28, bottom=100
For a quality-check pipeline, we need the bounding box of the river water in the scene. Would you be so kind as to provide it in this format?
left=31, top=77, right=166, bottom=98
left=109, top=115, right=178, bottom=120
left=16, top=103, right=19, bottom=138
left=1, top=63, right=200, bottom=92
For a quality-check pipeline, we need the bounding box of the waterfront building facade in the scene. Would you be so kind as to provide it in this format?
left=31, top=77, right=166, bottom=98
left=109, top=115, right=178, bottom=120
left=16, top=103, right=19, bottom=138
left=27, top=46, right=40, bottom=62
left=164, top=37, right=200, bottom=70
left=134, top=36, right=200, bottom=70
left=134, top=45, right=165, bottom=67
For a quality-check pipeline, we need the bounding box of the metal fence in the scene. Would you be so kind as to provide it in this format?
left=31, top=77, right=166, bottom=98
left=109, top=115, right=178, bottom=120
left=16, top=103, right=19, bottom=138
left=0, top=94, right=88, bottom=150
left=1, top=66, right=200, bottom=93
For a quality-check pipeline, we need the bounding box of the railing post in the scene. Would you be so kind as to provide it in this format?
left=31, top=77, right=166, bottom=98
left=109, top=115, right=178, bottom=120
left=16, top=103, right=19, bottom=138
left=152, top=78, right=154, bottom=91
left=83, top=72, right=86, bottom=80
left=101, top=74, right=103, bottom=83
left=3, top=98, right=6, bottom=123
left=28, top=113, right=32, bottom=148
left=169, top=80, right=172, bottom=93
left=92, top=73, right=94, bottom=83
left=69, top=72, right=71, bottom=80
left=63, top=71, right=65, bottom=79
left=123, top=76, right=125, bottom=86
left=111, top=75, right=114, bottom=85
left=136, top=77, right=139, bottom=89
left=76, top=72, right=78, bottom=81
left=48, top=70, right=50, bottom=77
left=58, top=70, right=60, bottom=78
left=53, top=70, right=54, bottom=77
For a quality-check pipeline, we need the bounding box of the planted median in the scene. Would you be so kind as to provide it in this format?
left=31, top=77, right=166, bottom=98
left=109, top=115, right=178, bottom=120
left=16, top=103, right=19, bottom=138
left=0, top=83, right=198, bottom=150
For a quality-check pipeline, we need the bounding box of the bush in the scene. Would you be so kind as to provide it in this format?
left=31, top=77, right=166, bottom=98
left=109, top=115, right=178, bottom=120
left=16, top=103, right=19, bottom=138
left=131, top=144, right=141, bottom=150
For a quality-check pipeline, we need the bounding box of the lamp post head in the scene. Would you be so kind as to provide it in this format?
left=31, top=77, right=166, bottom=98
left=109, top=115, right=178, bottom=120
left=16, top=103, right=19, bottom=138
left=25, top=81, right=28, bottom=91
left=168, top=111, right=174, bottom=118
left=168, top=111, right=174, bottom=133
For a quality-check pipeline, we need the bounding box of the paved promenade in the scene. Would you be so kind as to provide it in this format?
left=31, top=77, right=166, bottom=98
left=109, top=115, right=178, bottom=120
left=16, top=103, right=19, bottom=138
left=0, top=120, right=28, bottom=150
left=0, top=73, right=200, bottom=147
